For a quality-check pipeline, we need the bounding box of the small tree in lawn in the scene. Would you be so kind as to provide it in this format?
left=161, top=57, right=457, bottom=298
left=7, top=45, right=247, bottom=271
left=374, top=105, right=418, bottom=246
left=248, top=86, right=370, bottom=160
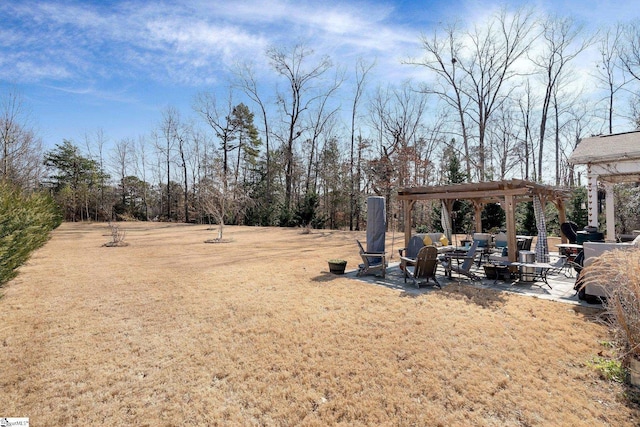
left=201, top=162, right=250, bottom=243
left=200, top=162, right=230, bottom=242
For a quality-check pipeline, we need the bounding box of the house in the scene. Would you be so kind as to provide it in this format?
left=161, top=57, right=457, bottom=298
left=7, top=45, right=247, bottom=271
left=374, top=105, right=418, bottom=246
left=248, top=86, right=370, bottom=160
left=569, top=130, right=640, bottom=241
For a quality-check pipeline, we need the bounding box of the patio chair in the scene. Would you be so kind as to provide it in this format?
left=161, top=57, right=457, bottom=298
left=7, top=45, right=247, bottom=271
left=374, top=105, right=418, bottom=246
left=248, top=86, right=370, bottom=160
left=398, top=235, right=425, bottom=271
left=547, top=255, right=572, bottom=277
left=356, top=240, right=387, bottom=278
left=568, top=250, right=584, bottom=276
left=401, top=245, right=440, bottom=288
left=440, top=239, right=481, bottom=281
left=473, top=232, right=492, bottom=266
left=560, top=221, right=579, bottom=244
left=399, top=235, right=425, bottom=258
left=517, top=236, right=534, bottom=251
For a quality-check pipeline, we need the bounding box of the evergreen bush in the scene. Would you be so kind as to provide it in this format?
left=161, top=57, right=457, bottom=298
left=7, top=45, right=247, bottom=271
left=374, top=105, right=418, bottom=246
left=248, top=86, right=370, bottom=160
left=0, top=184, right=62, bottom=285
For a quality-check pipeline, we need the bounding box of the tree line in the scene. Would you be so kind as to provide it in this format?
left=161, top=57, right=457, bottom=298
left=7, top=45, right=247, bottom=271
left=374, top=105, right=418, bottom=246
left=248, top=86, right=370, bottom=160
left=3, top=8, right=640, bottom=233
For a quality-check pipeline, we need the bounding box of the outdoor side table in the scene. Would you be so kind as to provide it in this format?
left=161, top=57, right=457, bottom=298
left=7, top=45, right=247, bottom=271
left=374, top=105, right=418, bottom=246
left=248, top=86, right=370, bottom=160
left=511, top=262, right=554, bottom=289
left=483, top=263, right=513, bottom=282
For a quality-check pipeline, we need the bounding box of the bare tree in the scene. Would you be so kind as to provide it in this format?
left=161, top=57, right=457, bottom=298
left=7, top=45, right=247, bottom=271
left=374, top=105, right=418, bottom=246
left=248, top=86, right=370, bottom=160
left=84, top=128, right=109, bottom=220
left=134, top=135, right=150, bottom=221
left=593, top=24, right=627, bottom=134
left=460, top=8, right=536, bottom=180
left=266, top=43, right=332, bottom=211
left=195, top=91, right=257, bottom=235
left=408, top=22, right=473, bottom=179
left=617, top=22, right=640, bottom=127
left=187, top=126, right=211, bottom=223
left=175, top=121, right=192, bottom=222
left=487, top=101, right=521, bottom=179
left=410, top=8, right=536, bottom=181
left=194, top=91, right=238, bottom=194
left=532, top=15, right=590, bottom=182
left=157, top=106, right=181, bottom=220
left=369, top=81, right=427, bottom=227
left=0, top=90, right=43, bottom=188
left=349, top=58, right=375, bottom=230
left=234, top=62, right=273, bottom=206
left=563, top=100, right=598, bottom=185
left=304, top=68, right=343, bottom=193
left=110, top=138, right=133, bottom=216
left=200, top=169, right=250, bottom=241
left=620, top=21, right=640, bottom=82
left=414, top=112, right=447, bottom=187
left=516, top=81, right=538, bottom=180
left=369, top=81, right=427, bottom=188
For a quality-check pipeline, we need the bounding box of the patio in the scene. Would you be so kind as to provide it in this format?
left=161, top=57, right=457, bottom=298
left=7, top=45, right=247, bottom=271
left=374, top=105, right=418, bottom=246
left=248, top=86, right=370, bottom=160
left=397, top=179, right=572, bottom=263
left=347, top=255, right=601, bottom=307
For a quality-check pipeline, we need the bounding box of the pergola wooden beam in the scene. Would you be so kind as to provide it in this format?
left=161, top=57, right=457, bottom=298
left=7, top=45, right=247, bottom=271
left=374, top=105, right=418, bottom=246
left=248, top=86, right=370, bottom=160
left=398, top=179, right=572, bottom=263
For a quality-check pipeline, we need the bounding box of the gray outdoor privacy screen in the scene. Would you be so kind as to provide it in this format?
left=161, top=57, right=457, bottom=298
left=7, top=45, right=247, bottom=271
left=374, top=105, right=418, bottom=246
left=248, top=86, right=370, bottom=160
left=366, top=196, right=386, bottom=257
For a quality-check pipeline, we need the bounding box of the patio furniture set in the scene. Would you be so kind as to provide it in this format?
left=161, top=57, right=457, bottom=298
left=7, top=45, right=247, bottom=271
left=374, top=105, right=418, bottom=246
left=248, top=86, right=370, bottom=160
left=357, top=232, right=568, bottom=290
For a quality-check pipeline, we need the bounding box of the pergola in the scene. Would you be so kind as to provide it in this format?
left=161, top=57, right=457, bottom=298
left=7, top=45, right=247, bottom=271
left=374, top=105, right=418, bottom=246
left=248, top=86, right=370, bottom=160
left=569, top=130, right=640, bottom=242
left=397, top=179, right=572, bottom=262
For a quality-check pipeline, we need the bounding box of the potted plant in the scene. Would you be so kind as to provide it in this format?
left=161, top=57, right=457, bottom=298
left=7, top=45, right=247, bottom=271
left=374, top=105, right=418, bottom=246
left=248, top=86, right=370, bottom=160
left=328, top=259, right=347, bottom=274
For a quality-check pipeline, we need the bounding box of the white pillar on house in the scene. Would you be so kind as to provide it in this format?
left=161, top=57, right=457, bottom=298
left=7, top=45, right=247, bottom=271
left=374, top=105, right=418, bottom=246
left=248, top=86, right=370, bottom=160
left=604, top=182, right=616, bottom=242
left=587, top=165, right=599, bottom=228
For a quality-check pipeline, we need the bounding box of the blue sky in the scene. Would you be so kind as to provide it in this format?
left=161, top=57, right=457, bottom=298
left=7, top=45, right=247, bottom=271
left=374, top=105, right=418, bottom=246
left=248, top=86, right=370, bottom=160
left=2, top=0, right=640, bottom=151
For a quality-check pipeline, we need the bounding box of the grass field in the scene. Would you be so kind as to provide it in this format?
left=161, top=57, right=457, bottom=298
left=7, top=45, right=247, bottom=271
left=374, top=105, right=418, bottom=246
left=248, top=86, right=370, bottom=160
left=1, top=222, right=638, bottom=426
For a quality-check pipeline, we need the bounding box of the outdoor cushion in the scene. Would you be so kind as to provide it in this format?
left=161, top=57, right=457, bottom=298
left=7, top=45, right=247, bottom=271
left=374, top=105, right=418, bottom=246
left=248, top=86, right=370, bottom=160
left=473, top=232, right=491, bottom=247
left=439, top=235, right=449, bottom=246
left=423, top=235, right=432, bottom=245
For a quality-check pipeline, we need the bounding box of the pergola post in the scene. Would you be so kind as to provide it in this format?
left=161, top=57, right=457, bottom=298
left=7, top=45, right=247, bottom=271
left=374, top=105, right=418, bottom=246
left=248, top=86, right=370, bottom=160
left=604, top=182, right=615, bottom=242
left=587, top=166, right=599, bottom=228
left=403, top=200, right=414, bottom=248
left=555, top=199, right=567, bottom=244
left=504, top=194, right=518, bottom=262
left=473, top=201, right=483, bottom=233
left=443, top=199, right=454, bottom=243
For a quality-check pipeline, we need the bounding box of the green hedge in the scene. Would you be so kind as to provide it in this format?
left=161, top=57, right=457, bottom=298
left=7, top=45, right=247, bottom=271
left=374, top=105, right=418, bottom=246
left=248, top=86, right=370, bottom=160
left=0, top=184, right=62, bottom=285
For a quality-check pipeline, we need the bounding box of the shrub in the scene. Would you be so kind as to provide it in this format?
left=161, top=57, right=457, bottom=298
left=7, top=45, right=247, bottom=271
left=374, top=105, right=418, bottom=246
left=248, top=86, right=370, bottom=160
left=103, top=222, right=128, bottom=247
left=415, top=224, right=429, bottom=233
left=588, top=356, right=626, bottom=382
left=582, top=250, right=640, bottom=361
left=0, top=184, right=62, bottom=285
left=481, top=202, right=505, bottom=232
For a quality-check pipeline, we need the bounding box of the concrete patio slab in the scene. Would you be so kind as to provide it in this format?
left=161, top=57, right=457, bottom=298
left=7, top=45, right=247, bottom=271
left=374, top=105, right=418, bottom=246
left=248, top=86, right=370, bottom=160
left=347, top=259, right=603, bottom=308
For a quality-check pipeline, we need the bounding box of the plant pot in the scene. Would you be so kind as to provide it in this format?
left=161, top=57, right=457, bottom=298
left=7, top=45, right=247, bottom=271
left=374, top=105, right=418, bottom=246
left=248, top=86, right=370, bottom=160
left=328, top=260, right=347, bottom=275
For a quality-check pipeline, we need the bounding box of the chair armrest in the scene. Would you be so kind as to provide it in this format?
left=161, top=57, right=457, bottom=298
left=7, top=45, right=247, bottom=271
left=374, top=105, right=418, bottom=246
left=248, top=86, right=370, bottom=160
left=399, top=256, right=416, bottom=266
left=361, top=252, right=386, bottom=262
left=361, top=251, right=385, bottom=257
left=443, top=254, right=475, bottom=261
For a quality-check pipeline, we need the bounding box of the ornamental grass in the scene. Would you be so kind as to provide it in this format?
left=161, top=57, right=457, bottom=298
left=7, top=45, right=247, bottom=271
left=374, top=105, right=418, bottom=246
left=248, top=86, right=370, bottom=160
left=582, top=249, right=640, bottom=361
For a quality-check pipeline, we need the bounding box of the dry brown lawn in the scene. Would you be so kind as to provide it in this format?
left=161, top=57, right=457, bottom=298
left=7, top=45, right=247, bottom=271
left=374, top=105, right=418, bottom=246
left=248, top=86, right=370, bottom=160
left=1, top=222, right=638, bottom=426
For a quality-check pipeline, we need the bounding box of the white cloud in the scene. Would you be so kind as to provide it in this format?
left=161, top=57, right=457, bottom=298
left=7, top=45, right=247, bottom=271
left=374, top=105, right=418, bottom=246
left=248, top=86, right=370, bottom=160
left=0, top=0, right=420, bottom=88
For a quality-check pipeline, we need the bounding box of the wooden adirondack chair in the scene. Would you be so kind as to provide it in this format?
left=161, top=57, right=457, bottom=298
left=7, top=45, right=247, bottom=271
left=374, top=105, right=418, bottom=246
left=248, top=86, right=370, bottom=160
left=356, top=240, right=387, bottom=278
left=440, top=239, right=481, bottom=281
left=401, top=245, right=440, bottom=288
